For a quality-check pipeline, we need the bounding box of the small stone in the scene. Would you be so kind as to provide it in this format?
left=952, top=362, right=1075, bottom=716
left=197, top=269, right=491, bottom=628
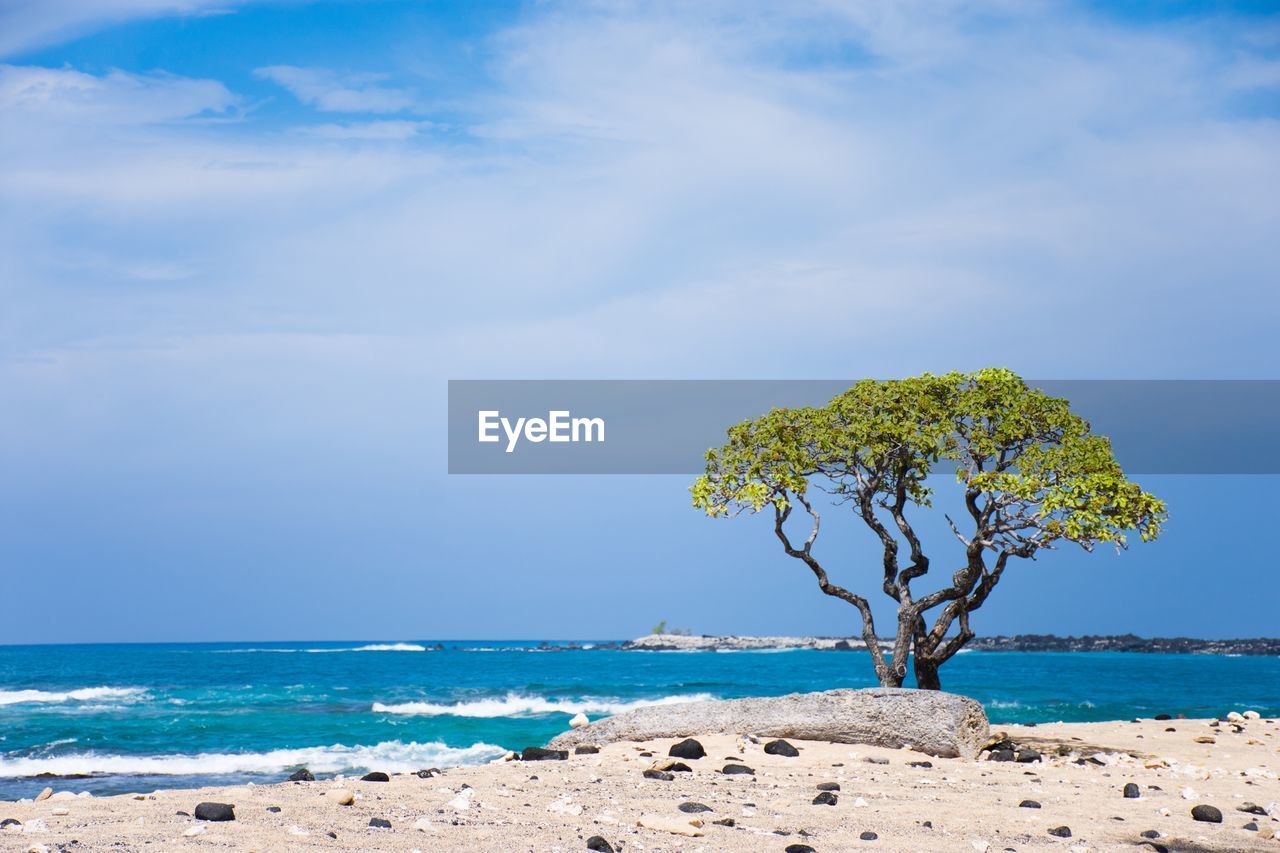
left=586, top=836, right=615, bottom=852
left=287, top=768, right=314, bottom=782
left=1048, top=826, right=1072, bottom=837
left=816, top=782, right=841, bottom=791
left=764, top=739, right=800, bottom=757
left=784, top=846, right=816, bottom=853
left=860, top=830, right=878, bottom=840
left=193, top=802, right=235, bottom=822
left=361, top=771, right=390, bottom=782
left=1015, top=749, right=1042, bottom=763
left=864, top=756, right=889, bottom=765
left=812, top=791, right=838, bottom=806
left=712, top=818, right=735, bottom=826
left=0, top=819, right=21, bottom=829
left=987, top=750, right=1016, bottom=762
left=1193, top=736, right=1215, bottom=744
left=1139, top=830, right=1159, bottom=839
left=569, top=712, right=589, bottom=728
left=1242, top=710, right=1261, bottom=720
left=50, top=808, right=69, bottom=816
left=1123, top=783, right=1141, bottom=798
left=369, top=817, right=391, bottom=828
left=721, top=764, right=755, bottom=775
left=521, top=747, right=568, bottom=761
left=329, top=789, right=355, bottom=806
left=1154, top=714, right=1172, bottom=721
left=35, top=788, right=52, bottom=802
left=1238, top=803, right=1268, bottom=815
left=636, top=814, right=705, bottom=837
left=1190, top=804, right=1222, bottom=823
left=1019, top=800, right=1041, bottom=809
left=416, top=767, right=442, bottom=778
left=183, top=826, right=206, bottom=837
left=642, top=769, right=675, bottom=781
left=668, top=739, right=706, bottom=760
left=266, top=806, right=282, bottom=813
left=575, top=745, right=600, bottom=755
left=655, top=761, right=692, bottom=772
left=678, top=802, right=712, bottom=813
left=1245, top=821, right=1259, bottom=831
left=907, top=760, right=933, bottom=768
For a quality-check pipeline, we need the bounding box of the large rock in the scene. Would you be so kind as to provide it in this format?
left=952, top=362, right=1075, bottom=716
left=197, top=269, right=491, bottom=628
left=548, top=688, right=989, bottom=759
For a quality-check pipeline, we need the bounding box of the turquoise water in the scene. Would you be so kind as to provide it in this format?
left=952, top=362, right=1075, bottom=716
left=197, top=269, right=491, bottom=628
left=2, top=641, right=1277, bottom=800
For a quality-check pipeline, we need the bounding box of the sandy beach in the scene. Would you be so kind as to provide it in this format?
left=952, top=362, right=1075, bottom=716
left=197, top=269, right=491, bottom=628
left=2, top=716, right=1276, bottom=852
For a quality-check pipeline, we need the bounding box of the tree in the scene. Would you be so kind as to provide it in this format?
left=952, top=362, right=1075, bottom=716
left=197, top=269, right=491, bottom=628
left=691, top=369, right=1166, bottom=690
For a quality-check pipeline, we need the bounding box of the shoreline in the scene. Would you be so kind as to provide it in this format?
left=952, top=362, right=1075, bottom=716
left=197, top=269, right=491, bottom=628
left=1, top=716, right=1276, bottom=850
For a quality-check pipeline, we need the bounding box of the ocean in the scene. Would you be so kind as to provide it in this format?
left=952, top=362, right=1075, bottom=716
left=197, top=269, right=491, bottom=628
left=2, top=641, right=1277, bottom=800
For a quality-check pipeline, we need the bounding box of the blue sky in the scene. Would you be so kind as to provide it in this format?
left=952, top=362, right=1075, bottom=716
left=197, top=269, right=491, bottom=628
left=1, top=1, right=1278, bottom=643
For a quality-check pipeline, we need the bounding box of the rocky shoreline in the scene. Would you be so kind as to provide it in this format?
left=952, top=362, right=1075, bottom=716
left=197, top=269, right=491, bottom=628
left=591, top=633, right=1280, bottom=656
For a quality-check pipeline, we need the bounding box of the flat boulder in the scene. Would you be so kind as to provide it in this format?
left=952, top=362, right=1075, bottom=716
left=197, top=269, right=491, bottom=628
left=548, top=688, right=990, bottom=759
left=193, top=802, right=235, bottom=822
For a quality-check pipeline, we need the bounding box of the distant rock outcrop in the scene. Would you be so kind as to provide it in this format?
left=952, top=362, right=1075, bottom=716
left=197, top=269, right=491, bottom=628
left=549, top=688, right=990, bottom=759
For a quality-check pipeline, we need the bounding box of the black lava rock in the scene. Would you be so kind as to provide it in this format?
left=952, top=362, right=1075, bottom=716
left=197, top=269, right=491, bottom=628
left=175, top=811, right=189, bottom=817
left=1016, top=749, right=1042, bottom=763
left=864, top=756, right=889, bottom=765
left=1123, top=783, right=1141, bottom=798
left=1239, top=803, right=1268, bottom=815
left=784, top=846, right=816, bottom=853
left=586, top=836, right=615, bottom=853
left=816, top=782, right=841, bottom=791
left=722, top=764, right=755, bottom=775
left=287, top=768, right=314, bottom=782
left=368, top=817, right=391, bottom=829
left=668, top=738, right=706, bottom=760
left=987, top=749, right=1016, bottom=762
left=1048, top=826, right=1072, bottom=837
left=667, top=762, right=693, bottom=772
left=266, top=806, right=282, bottom=813
left=642, top=769, right=674, bottom=781
left=361, top=771, right=390, bottom=782
left=1245, top=821, right=1259, bottom=831
left=1139, top=830, right=1160, bottom=838
left=521, top=747, right=568, bottom=761
left=679, top=802, right=713, bottom=813
left=574, top=745, right=600, bottom=755
left=1019, top=800, right=1041, bottom=809
left=1154, top=714, right=1172, bottom=721
left=712, top=818, right=735, bottom=826
left=764, top=739, right=800, bottom=757
left=860, top=830, right=878, bottom=840
left=416, top=767, right=442, bottom=778
left=1191, top=804, right=1222, bottom=823
left=0, top=818, right=21, bottom=828
left=907, top=760, right=933, bottom=768
left=193, top=802, right=236, bottom=822
left=812, top=791, right=838, bottom=806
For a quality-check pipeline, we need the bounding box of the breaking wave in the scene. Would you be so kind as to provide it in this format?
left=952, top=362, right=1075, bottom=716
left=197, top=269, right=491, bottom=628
left=371, top=692, right=713, bottom=718
left=0, top=687, right=146, bottom=707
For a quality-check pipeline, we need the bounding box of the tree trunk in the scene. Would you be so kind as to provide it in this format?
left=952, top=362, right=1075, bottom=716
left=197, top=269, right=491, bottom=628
left=913, top=655, right=941, bottom=690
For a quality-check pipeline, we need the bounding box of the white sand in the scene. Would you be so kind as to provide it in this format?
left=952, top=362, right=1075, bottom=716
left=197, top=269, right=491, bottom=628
left=1, top=717, right=1277, bottom=851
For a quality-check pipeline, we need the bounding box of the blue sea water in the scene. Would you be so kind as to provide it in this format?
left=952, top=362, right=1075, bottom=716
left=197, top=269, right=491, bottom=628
left=2, top=641, right=1277, bottom=800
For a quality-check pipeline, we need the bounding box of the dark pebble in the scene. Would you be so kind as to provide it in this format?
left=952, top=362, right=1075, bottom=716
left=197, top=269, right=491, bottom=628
left=266, top=806, right=282, bottom=813
left=586, top=836, right=615, bottom=853
left=669, top=738, right=706, bottom=760
left=764, top=739, right=800, bottom=757
left=864, top=756, right=889, bottom=765
left=1048, top=826, right=1072, bottom=837
left=1123, top=783, right=1140, bottom=798
left=816, top=782, right=841, bottom=791
left=175, top=811, right=189, bottom=817
left=784, top=846, right=816, bottom=853
left=521, top=747, right=568, bottom=761
left=1239, top=803, right=1268, bottom=815
left=860, top=830, right=878, bottom=840
left=812, top=791, right=838, bottom=806
left=368, top=817, right=391, bottom=829
left=1139, top=829, right=1160, bottom=838
left=667, top=762, right=693, bottom=772
left=907, top=761, right=933, bottom=768
left=1019, top=800, right=1041, bottom=809
left=643, top=769, right=674, bottom=781
left=1245, top=821, right=1259, bottom=831
left=1016, top=749, right=1042, bottom=763
left=988, top=749, right=1016, bottom=762
left=722, top=764, right=755, bottom=775
left=712, top=818, right=735, bottom=826
left=1190, top=804, right=1222, bottom=823
left=678, top=802, right=712, bottom=813
left=416, top=767, right=442, bottom=778
left=361, top=772, right=390, bottom=782
left=574, top=745, right=600, bottom=755
left=326, top=831, right=337, bottom=839
left=287, top=768, right=314, bottom=782
left=1164, top=727, right=1176, bottom=732
left=0, top=818, right=21, bottom=828
left=1154, top=714, right=1172, bottom=721
left=922, top=820, right=933, bottom=829
left=193, top=802, right=236, bottom=822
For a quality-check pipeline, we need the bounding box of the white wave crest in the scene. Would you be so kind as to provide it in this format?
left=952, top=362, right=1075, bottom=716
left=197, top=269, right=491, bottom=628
left=0, top=687, right=146, bottom=707
left=214, top=643, right=429, bottom=654
left=372, top=692, right=714, bottom=718
left=0, top=740, right=504, bottom=778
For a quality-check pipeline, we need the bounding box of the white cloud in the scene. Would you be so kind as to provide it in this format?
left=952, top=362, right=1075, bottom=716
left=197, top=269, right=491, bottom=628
left=254, top=65, right=415, bottom=113
left=0, top=0, right=236, bottom=59
left=0, top=64, right=236, bottom=124
left=301, top=120, right=432, bottom=140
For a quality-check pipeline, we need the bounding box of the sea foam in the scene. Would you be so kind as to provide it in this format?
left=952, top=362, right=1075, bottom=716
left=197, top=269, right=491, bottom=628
left=0, top=687, right=146, bottom=707
left=214, top=643, right=430, bottom=654
left=0, top=740, right=504, bottom=778
left=371, top=692, right=714, bottom=718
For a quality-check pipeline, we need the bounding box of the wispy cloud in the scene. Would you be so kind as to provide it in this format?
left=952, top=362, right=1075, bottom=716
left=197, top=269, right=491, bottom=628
left=0, top=64, right=236, bottom=124
left=254, top=65, right=414, bottom=113
left=0, top=0, right=234, bottom=59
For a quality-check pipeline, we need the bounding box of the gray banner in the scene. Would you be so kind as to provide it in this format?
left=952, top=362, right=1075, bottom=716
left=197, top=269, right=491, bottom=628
left=447, top=380, right=1280, bottom=474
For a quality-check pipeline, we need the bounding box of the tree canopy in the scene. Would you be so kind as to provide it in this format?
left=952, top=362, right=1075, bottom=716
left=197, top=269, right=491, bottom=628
left=691, top=369, right=1166, bottom=688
